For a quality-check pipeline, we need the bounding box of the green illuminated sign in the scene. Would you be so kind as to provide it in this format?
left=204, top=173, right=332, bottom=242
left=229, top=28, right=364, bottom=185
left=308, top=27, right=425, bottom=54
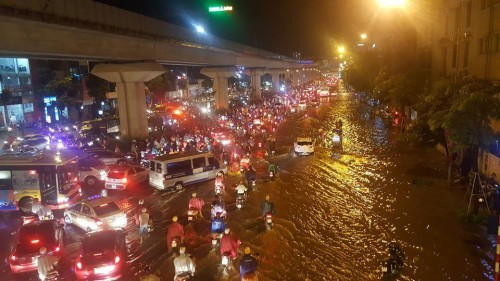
left=208, top=5, right=233, bottom=12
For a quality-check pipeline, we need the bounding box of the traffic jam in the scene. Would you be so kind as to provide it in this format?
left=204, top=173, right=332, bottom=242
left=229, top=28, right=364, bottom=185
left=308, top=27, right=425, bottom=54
left=0, top=75, right=346, bottom=281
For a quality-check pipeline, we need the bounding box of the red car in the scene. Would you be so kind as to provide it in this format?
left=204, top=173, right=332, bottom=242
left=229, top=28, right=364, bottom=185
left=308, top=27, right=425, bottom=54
left=75, top=229, right=127, bottom=280
left=10, top=220, right=65, bottom=274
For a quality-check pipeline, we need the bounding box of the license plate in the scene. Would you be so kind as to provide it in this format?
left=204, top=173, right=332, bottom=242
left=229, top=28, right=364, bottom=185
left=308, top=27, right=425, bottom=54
left=266, top=219, right=272, bottom=223
left=212, top=239, right=218, bottom=245
left=188, top=216, right=193, bottom=221
left=382, top=266, right=388, bottom=272
left=94, top=266, right=112, bottom=274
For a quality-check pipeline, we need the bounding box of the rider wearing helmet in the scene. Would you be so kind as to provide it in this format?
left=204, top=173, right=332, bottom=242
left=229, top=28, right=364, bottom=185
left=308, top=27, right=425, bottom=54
left=235, top=180, right=248, bottom=197
left=240, top=247, right=258, bottom=280
left=188, top=193, right=205, bottom=218
left=220, top=228, right=240, bottom=259
left=167, top=216, right=185, bottom=250
left=261, top=195, right=275, bottom=217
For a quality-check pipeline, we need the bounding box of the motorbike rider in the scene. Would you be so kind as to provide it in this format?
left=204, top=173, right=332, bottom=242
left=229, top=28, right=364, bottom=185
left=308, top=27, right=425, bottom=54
left=37, top=247, right=59, bottom=281
left=167, top=216, right=184, bottom=250
left=240, top=247, right=258, bottom=280
left=188, top=193, right=205, bottom=218
left=211, top=199, right=226, bottom=220
left=138, top=208, right=150, bottom=236
left=135, top=199, right=152, bottom=226
left=261, top=195, right=276, bottom=217
left=173, top=247, right=196, bottom=279
left=268, top=162, right=278, bottom=177
left=245, top=166, right=257, bottom=188
left=235, top=180, right=248, bottom=198
left=211, top=212, right=226, bottom=234
left=215, top=172, right=225, bottom=192
left=220, top=228, right=240, bottom=260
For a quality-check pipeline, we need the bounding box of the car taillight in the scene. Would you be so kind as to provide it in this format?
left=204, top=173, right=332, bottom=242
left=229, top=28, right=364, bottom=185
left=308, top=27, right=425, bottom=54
left=76, top=261, right=82, bottom=270
left=31, top=239, right=40, bottom=244
left=266, top=214, right=272, bottom=219
left=122, top=178, right=127, bottom=183
left=114, top=255, right=120, bottom=264
left=96, top=219, right=103, bottom=226
left=10, top=255, right=16, bottom=261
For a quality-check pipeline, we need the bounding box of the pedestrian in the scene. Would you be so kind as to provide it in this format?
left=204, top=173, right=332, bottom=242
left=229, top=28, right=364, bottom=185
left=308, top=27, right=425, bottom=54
left=138, top=208, right=150, bottom=236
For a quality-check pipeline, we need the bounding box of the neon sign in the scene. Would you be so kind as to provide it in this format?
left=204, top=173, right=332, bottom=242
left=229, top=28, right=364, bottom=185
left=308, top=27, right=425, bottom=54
left=209, top=6, right=233, bottom=12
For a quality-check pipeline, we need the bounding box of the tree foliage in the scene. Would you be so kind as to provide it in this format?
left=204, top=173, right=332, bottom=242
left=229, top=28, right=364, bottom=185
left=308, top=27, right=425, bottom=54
left=86, top=74, right=109, bottom=102
left=145, top=72, right=173, bottom=94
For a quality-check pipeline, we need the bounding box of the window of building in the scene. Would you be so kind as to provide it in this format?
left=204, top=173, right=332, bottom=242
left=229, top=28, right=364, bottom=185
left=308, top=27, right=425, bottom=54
left=479, top=38, right=487, bottom=54
left=454, top=7, right=460, bottom=31
left=452, top=45, right=457, bottom=68
left=463, top=41, right=470, bottom=67
left=23, top=103, right=34, bottom=113
left=466, top=1, right=472, bottom=27
left=481, top=0, right=489, bottom=9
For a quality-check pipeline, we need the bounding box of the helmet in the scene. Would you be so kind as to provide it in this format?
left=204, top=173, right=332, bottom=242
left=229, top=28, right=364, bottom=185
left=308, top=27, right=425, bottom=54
left=192, top=192, right=197, bottom=197
left=39, top=247, right=47, bottom=255
left=265, top=195, right=270, bottom=201
left=138, top=199, right=144, bottom=205
left=172, top=216, right=178, bottom=222
left=143, top=265, right=151, bottom=274
left=244, top=247, right=251, bottom=255
left=224, top=228, right=230, bottom=234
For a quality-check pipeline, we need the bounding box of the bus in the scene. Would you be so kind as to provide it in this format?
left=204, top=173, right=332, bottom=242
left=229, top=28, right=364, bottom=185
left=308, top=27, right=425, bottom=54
left=149, top=151, right=227, bottom=191
left=0, top=150, right=81, bottom=210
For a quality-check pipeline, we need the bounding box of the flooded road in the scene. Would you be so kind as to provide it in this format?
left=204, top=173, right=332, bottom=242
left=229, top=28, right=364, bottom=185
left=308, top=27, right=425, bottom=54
left=0, top=95, right=494, bottom=280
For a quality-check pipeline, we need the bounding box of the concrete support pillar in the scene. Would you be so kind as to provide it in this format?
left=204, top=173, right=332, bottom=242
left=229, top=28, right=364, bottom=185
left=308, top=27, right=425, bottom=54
left=251, top=69, right=262, bottom=99
left=91, top=63, right=165, bottom=140
left=271, top=72, right=280, bottom=91
left=201, top=67, right=239, bottom=109
left=213, top=75, right=229, bottom=109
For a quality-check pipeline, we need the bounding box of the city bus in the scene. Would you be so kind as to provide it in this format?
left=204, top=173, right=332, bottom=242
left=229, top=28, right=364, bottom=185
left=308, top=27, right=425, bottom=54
left=0, top=150, right=81, bottom=210
left=149, top=151, right=227, bottom=191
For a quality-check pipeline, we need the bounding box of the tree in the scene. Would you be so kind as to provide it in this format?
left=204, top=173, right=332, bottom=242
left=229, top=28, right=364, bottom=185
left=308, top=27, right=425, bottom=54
left=201, top=77, right=213, bottom=91
left=426, top=76, right=500, bottom=184
left=86, top=74, right=109, bottom=102
left=44, top=76, right=80, bottom=121
left=343, top=49, right=382, bottom=94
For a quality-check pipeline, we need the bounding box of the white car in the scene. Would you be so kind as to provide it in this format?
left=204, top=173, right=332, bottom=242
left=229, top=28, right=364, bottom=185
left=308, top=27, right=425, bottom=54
left=318, top=88, right=330, bottom=97
left=78, top=157, right=108, bottom=187
left=104, top=165, right=149, bottom=190
left=294, top=137, right=314, bottom=156
left=64, top=195, right=127, bottom=232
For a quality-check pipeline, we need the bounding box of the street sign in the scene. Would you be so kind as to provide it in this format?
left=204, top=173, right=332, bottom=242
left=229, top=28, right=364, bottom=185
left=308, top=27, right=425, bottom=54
left=208, top=6, right=233, bottom=12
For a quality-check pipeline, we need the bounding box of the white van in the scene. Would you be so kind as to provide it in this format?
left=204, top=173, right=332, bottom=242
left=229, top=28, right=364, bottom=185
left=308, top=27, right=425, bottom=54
left=149, top=151, right=227, bottom=191
left=294, top=137, right=315, bottom=156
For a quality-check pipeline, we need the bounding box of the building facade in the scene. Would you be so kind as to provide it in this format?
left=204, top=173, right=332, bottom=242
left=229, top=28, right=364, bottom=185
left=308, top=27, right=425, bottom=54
left=417, top=0, right=500, bottom=178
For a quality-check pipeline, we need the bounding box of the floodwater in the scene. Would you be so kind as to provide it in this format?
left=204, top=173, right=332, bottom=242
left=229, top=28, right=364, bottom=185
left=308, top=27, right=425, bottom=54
left=0, top=95, right=494, bottom=281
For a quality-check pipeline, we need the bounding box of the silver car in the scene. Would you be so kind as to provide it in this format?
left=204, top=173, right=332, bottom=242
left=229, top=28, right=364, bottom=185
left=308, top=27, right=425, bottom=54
left=105, top=165, right=149, bottom=190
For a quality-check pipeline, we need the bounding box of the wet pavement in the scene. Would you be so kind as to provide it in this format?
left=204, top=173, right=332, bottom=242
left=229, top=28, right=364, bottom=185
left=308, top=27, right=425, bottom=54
left=0, top=94, right=495, bottom=280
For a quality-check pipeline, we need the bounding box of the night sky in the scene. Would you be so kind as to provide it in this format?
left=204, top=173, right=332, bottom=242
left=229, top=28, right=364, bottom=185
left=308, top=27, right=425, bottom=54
left=96, top=0, right=387, bottom=59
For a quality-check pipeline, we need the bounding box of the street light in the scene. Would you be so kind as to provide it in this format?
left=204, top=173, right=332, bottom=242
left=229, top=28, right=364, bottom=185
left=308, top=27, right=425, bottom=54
left=360, top=33, right=367, bottom=40
left=194, top=24, right=205, bottom=34
left=378, top=0, right=406, bottom=8
left=338, top=46, right=345, bottom=54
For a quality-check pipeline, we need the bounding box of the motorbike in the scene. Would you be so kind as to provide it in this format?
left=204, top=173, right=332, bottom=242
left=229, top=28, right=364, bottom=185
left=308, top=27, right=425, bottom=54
left=265, top=212, right=273, bottom=231
left=211, top=232, right=222, bottom=248
left=220, top=251, right=233, bottom=272
left=269, top=171, right=276, bottom=181
left=174, top=272, right=192, bottom=281
left=171, top=236, right=181, bottom=251
left=381, top=243, right=405, bottom=277
left=236, top=193, right=246, bottom=210
left=187, top=208, right=199, bottom=221
left=148, top=218, right=154, bottom=233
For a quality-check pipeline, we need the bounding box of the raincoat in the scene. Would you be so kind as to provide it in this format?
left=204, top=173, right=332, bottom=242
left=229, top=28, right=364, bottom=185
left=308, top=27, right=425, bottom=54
left=239, top=254, right=258, bottom=278
left=167, top=222, right=185, bottom=249
left=173, top=254, right=196, bottom=275
left=235, top=184, right=248, bottom=194
left=220, top=234, right=240, bottom=259
left=188, top=197, right=205, bottom=213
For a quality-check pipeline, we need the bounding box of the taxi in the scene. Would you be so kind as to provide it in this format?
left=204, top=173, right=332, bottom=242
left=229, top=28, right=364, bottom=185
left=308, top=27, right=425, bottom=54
left=63, top=195, right=127, bottom=232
